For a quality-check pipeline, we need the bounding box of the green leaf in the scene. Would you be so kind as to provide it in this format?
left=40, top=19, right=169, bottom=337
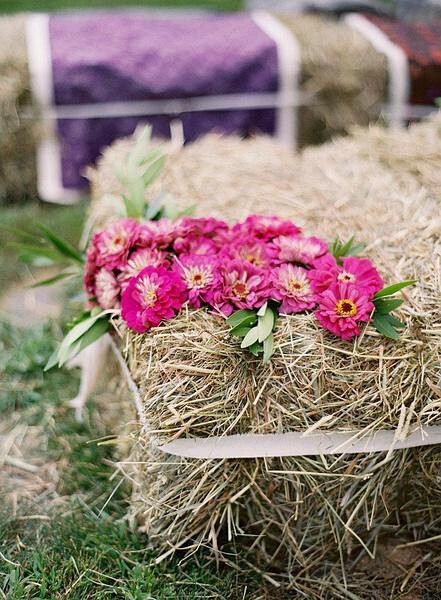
left=12, top=243, right=61, bottom=262
left=247, top=341, right=263, bottom=356
left=387, top=315, right=406, bottom=329
left=257, top=306, right=275, bottom=342
left=76, top=318, right=109, bottom=354
left=44, top=349, right=60, bottom=371
left=330, top=236, right=366, bottom=261
left=38, top=224, right=84, bottom=264
left=241, top=327, right=259, bottom=348
left=122, top=194, right=139, bottom=219
left=144, top=192, right=165, bottom=221
left=373, top=298, right=403, bottom=315
left=52, top=317, right=110, bottom=369
left=142, top=155, right=166, bottom=188
left=30, top=272, right=75, bottom=288
left=226, top=309, right=257, bottom=329
left=257, top=302, right=268, bottom=317
left=1, top=225, right=42, bottom=244
left=374, top=281, right=416, bottom=299
left=176, top=205, right=196, bottom=218
left=230, top=324, right=252, bottom=338
left=372, top=314, right=400, bottom=340
left=263, top=333, right=274, bottom=364
left=345, top=242, right=366, bottom=256
left=57, top=312, right=108, bottom=365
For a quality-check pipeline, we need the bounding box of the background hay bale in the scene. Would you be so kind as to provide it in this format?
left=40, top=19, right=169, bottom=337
left=279, top=14, right=388, bottom=147
left=0, top=15, right=39, bottom=204
left=89, top=116, right=441, bottom=585
left=0, top=12, right=389, bottom=204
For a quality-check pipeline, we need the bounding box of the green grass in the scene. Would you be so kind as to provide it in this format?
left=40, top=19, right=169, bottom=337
left=0, top=318, right=252, bottom=599
left=0, top=0, right=242, bottom=13
left=0, top=200, right=86, bottom=290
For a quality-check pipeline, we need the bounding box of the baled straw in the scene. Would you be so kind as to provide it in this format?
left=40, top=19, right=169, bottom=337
left=278, top=14, right=387, bottom=146
left=0, top=15, right=39, bottom=204
left=90, top=118, right=441, bottom=585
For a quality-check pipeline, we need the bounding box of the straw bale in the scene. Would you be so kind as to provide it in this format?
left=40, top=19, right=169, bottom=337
left=0, top=15, right=39, bottom=204
left=90, top=117, right=441, bottom=586
left=278, top=14, right=388, bottom=147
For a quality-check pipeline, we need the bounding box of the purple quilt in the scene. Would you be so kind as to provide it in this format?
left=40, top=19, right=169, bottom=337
left=49, top=11, right=278, bottom=192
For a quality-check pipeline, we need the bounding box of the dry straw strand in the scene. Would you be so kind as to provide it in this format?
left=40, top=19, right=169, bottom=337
left=90, top=116, right=441, bottom=590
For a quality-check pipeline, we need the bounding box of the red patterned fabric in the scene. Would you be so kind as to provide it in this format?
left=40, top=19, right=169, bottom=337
left=366, top=15, right=441, bottom=106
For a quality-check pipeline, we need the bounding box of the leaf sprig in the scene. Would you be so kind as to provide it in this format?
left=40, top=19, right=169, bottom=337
left=330, top=236, right=366, bottom=264
left=11, top=223, right=85, bottom=288
left=45, top=308, right=111, bottom=371
left=117, top=125, right=166, bottom=220
left=227, top=302, right=277, bottom=363
left=372, top=280, right=416, bottom=340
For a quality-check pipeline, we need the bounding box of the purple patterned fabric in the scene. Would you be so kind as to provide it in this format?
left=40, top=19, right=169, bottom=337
left=49, top=11, right=278, bottom=191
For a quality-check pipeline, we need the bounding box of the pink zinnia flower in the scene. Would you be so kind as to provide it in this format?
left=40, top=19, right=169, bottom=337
left=274, top=235, right=328, bottom=266
left=95, top=219, right=138, bottom=269
left=337, top=257, right=384, bottom=295
left=95, top=268, right=120, bottom=309
left=173, top=217, right=228, bottom=254
left=174, top=234, right=218, bottom=256
left=176, top=217, right=228, bottom=239
left=308, top=254, right=339, bottom=294
left=118, top=248, right=168, bottom=289
left=271, top=264, right=317, bottom=314
left=84, top=243, right=99, bottom=299
left=136, top=219, right=177, bottom=250
left=236, top=215, right=301, bottom=241
left=315, top=282, right=374, bottom=340
left=212, top=259, right=270, bottom=316
left=173, top=254, right=220, bottom=308
left=121, top=266, right=187, bottom=333
left=309, top=255, right=383, bottom=296
left=221, top=237, right=277, bottom=268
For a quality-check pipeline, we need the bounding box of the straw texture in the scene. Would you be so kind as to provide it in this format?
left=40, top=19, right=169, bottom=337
left=279, top=14, right=388, bottom=146
left=0, top=15, right=39, bottom=204
left=90, top=117, right=441, bottom=589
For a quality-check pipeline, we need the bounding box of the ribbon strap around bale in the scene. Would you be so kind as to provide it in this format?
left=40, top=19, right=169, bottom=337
left=109, top=340, right=441, bottom=460
left=344, top=13, right=410, bottom=129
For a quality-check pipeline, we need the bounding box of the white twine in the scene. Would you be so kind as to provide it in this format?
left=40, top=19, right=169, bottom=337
left=106, top=341, right=441, bottom=460
left=344, top=13, right=410, bottom=129
left=26, top=13, right=81, bottom=204
left=252, top=11, right=301, bottom=151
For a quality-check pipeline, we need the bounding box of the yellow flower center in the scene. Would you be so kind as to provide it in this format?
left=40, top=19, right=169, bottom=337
left=233, top=281, right=249, bottom=299
left=336, top=298, right=357, bottom=318
left=143, top=289, right=157, bottom=307
left=244, top=252, right=263, bottom=266
left=137, top=276, right=158, bottom=308
left=338, top=271, right=356, bottom=283
left=185, top=266, right=212, bottom=289
left=287, top=278, right=306, bottom=294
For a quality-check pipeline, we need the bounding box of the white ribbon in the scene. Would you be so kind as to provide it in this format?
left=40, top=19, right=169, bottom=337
left=344, top=13, right=410, bottom=129
left=107, top=341, right=441, bottom=460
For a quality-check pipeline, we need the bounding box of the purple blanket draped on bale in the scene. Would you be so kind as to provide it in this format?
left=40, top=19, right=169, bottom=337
left=49, top=11, right=278, bottom=191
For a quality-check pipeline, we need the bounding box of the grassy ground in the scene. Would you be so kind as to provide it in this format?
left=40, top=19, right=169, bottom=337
left=0, top=0, right=242, bottom=13
left=0, top=321, right=249, bottom=599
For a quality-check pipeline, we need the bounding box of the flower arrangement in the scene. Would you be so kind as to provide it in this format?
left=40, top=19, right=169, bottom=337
left=45, top=213, right=413, bottom=368
left=15, top=127, right=413, bottom=369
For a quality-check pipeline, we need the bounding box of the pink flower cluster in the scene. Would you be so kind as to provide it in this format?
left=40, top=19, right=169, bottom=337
left=84, top=215, right=384, bottom=340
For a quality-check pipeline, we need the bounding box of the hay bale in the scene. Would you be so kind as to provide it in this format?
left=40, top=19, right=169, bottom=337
left=88, top=117, right=441, bottom=586
left=278, top=14, right=388, bottom=147
left=0, top=15, right=39, bottom=204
